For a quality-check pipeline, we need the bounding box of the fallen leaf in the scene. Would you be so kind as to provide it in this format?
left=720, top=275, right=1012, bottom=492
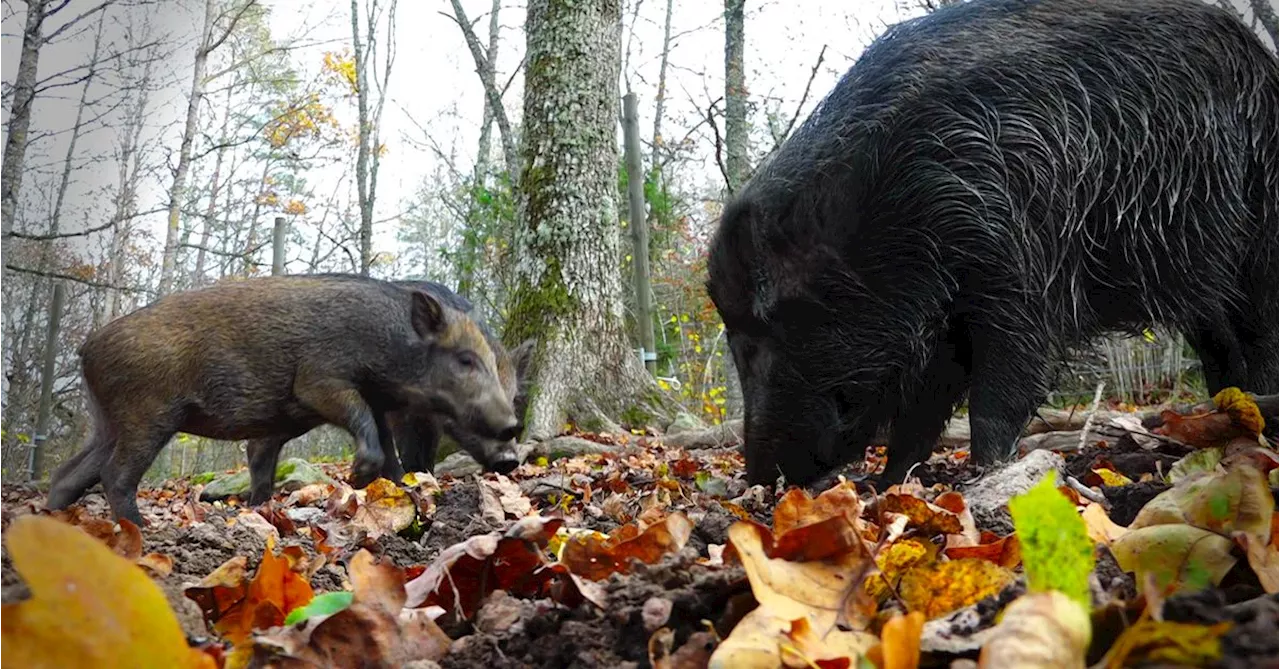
left=1082, top=503, right=1129, bottom=546
left=1240, top=512, right=1278, bottom=594
left=1130, top=458, right=1274, bottom=544
left=1100, top=619, right=1233, bottom=668
left=880, top=493, right=963, bottom=536
left=183, top=537, right=314, bottom=647
left=773, top=480, right=863, bottom=536
left=708, top=521, right=878, bottom=669
left=977, top=591, right=1091, bottom=668
left=283, top=590, right=354, bottom=626
left=1111, top=524, right=1237, bottom=594
left=0, top=515, right=215, bottom=668
left=138, top=552, right=176, bottom=578
left=1167, top=448, right=1224, bottom=484
left=877, top=611, right=925, bottom=669
left=249, top=550, right=451, bottom=667
left=560, top=512, right=694, bottom=581
left=944, top=531, right=1022, bottom=568
left=404, top=517, right=600, bottom=618
left=898, top=558, right=1016, bottom=620
left=865, top=538, right=936, bottom=604
left=1091, top=466, right=1134, bottom=487
left=349, top=478, right=417, bottom=539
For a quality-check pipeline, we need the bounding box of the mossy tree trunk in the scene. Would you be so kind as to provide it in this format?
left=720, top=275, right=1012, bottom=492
left=504, top=0, right=676, bottom=439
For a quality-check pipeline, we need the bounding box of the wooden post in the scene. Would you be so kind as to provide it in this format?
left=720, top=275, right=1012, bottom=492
left=622, top=92, right=656, bottom=374
left=272, top=216, right=287, bottom=276
left=29, top=281, right=65, bottom=481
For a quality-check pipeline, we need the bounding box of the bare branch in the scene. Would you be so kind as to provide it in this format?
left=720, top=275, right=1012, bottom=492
left=761, top=44, right=826, bottom=163
left=4, top=264, right=152, bottom=294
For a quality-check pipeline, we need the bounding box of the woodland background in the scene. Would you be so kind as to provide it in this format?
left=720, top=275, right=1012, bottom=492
left=1, top=0, right=1276, bottom=484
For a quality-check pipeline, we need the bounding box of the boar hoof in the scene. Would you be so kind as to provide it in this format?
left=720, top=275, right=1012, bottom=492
left=350, top=454, right=384, bottom=489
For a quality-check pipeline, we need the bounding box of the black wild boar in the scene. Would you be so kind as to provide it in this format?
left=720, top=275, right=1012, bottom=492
left=46, top=275, right=520, bottom=524
left=706, top=0, right=1278, bottom=487
left=242, top=277, right=534, bottom=502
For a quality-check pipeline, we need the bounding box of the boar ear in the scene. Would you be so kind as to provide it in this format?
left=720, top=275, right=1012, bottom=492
left=410, top=290, right=446, bottom=338
left=509, top=339, right=537, bottom=379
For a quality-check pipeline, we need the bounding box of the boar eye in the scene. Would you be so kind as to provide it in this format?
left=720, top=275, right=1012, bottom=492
left=456, top=351, right=480, bottom=369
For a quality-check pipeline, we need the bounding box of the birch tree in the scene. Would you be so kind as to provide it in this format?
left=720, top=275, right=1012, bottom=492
left=504, top=0, right=676, bottom=439
left=350, top=0, right=398, bottom=274
left=157, top=0, right=259, bottom=295
left=721, top=0, right=747, bottom=418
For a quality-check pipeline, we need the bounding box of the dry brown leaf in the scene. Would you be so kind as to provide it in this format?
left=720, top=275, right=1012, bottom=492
left=977, top=591, right=1091, bottom=668
left=944, top=531, right=1022, bottom=568
left=560, top=513, right=693, bottom=581
left=183, top=537, right=314, bottom=647
left=708, top=521, right=878, bottom=669
left=881, top=493, right=963, bottom=536
left=249, top=550, right=451, bottom=667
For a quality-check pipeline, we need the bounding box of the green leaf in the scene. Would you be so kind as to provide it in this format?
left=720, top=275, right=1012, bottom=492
left=282, top=591, right=354, bottom=626
left=1007, top=472, right=1095, bottom=608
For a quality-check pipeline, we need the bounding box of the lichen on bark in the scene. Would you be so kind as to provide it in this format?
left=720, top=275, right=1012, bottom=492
left=503, top=0, right=678, bottom=439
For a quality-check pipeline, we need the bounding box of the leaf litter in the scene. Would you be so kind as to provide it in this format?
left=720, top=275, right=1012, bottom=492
left=0, top=388, right=1276, bottom=668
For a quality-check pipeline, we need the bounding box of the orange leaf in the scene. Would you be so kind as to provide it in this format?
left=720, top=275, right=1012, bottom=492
left=945, top=531, right=1022, bottom=568
left=879, top=611, right=925, bottom=669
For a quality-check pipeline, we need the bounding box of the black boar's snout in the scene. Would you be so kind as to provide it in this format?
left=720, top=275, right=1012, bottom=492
left=490, top=455, right=519, bottom=475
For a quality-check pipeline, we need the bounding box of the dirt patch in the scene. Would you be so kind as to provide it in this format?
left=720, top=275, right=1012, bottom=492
left=422, top=481, right=489, bottom=559
left=1102, top=480, right=1170, bottom=526
left=441, top=549, right=749, bottom=669
left=1163, top=590, right=1279, bottom=669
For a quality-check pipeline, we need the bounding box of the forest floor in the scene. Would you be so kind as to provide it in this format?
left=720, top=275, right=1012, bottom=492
left=1, top=392, right=1277, bottom=668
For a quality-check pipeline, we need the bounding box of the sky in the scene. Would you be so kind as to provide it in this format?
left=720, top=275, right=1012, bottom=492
left=0, top=0, right=918, bottom=274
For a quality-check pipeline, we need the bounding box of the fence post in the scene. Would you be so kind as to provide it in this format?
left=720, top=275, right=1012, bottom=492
left=622, top=92, right=657, bottom=374
left=272, top=216, right=287, bottom=276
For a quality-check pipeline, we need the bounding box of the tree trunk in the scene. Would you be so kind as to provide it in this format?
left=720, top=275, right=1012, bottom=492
left=1, top=0, right=50, bottom=238
left=504, top=0, right=675, bottom=439
left=449, top=0, right=520, bottom=175
left=351, top=0, right=373, bottom=274
left=193, top=85, right=235, bottom=286
left=456, top=0, right=504, bottom=299
left=650, top=0, right=674, bottom=171
left=722, top=0, right=748, bottom=419
left=29, top=282, right=65, bottom=481
left=1249, top=0, right=1278, bottom=47
left=159, top=0, right=220, bottom=295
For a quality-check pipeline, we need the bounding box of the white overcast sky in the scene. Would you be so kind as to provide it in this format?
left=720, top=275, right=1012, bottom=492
left=1, top=0, right=918, bottom=268
left=2, top=0, right=1274, bottom=273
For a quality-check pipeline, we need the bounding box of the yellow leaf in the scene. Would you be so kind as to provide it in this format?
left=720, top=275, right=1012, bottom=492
left=1, top=515, right=216, bottom=669
left=1093, top=467, right=1134, bottom=487
left=899, top=558, right=1016, bottom=619
left=1100, top=619, right=1232, bottom=668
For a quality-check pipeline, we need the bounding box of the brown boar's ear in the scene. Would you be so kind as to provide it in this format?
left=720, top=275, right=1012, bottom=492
left=410, top=290, right=446, bottom=338
left=509, top=339, right=536, bottom=379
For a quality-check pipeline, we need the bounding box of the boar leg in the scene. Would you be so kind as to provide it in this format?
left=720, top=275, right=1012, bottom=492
left=373, top=411, right=406, bottom=483
left=390, top=411, right=441, bottom=475
left=46, top=432, right=113, bottom=510
left=879, top=335, right=971, bottom=486
left=293, top=378, right=385, bottom=489
left=246, top=435, right=290, bottom=505
left=966, top=327, right=1049, bottom=468
left=101, top=423, right=177, bottom=526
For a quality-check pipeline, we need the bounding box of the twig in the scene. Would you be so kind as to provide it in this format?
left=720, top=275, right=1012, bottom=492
left=1065, top=475, right=1110, bottom=508
left=1078, top=381, right=1106, bottom=452
left=762, top=44, right=827, bottom=162
left=705, top=97, right=730, bottom=193
left=4, top=264, right=152, bottom=294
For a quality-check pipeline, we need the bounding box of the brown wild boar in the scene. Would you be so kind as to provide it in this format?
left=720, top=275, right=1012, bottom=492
left=243, top=277, right=535, bottom=503
left=45, top=275, right=519, bottom=525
